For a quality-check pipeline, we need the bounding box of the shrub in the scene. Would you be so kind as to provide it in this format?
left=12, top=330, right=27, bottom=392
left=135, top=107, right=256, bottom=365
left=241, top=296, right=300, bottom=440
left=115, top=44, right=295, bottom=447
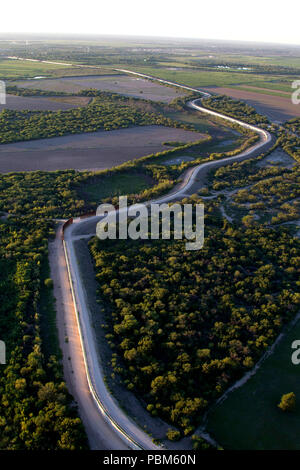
left=278, top=392, right=296, bottom=412
left=166, top=429, right=181, bottom=441
left=44, top=278, right=53, bottom=288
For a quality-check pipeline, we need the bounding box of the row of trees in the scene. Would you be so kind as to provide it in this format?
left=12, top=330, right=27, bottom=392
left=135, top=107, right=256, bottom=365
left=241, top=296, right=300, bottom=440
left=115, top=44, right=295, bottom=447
left=6, top=85, right=70, bottom=97
left=279, top=121, right=300, bottom=163
left=0, top=89, right=196, bottom=145
left=203, top=95, right=269, bottom=126
left=284, top=118, right=300, bottom=136
left=0, top=215, right=87, bottom=449
left=0, top=101, right=175, bottom=144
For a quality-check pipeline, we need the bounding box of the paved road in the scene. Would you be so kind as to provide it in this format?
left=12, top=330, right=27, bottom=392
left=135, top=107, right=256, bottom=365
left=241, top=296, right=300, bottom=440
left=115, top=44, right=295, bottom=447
left=63, top=224, right=158, bottom=450
left=49, top=230, right=131, bottom=450
left=28, top=56, right=272, bottom=449
left=62, top=101, right=272, bottom=450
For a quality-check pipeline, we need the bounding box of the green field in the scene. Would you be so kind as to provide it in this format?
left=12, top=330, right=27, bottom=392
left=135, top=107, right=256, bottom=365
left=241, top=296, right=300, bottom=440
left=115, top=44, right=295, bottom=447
left=206, top=312, right=300, bottom=450
left=0, top=58, right=71, bottom=78
left=77, top=172, right=153, bottom=203
left=170, top=54, right=300, bottom=69
left=0, top=58, right=117, bottom=80
left=128, top=66, right=295, bottom=89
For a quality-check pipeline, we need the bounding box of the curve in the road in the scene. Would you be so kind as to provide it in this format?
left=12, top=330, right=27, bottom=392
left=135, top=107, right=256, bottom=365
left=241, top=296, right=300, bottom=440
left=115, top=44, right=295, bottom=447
left=5, top=55, right=275, bottom=450
left=62, top=77, right=272, bottom=449
left=13, top=56, right=272, bottom=448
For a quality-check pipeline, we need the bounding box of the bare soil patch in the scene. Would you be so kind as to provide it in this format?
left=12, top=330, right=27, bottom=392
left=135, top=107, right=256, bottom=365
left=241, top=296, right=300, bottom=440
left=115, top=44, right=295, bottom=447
left=256, top=148, right=297, bottom=169
left=0, top=125, right=202, bottom=173
left=236, top=85, right=290, bottom=95
left=14, top=75, right=187, bottom=103
left=202, top=86, right=300, bottom=122
left=0, top=94, right=91, bottom=111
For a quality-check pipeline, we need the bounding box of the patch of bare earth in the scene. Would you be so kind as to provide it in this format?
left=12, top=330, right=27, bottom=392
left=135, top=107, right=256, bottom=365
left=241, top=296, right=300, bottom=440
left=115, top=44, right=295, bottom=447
left=14, top=75, right=187, bottom=103
left=0, top=94, right=91, bottom=111
left=0, top=125, right=203, bottom=173
left=201, top=86, right=300, bottom=122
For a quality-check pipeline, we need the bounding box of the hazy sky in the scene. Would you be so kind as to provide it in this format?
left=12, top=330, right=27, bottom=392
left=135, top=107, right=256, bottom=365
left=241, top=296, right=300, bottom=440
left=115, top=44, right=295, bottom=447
left=1, top=0, right=299, bottom=45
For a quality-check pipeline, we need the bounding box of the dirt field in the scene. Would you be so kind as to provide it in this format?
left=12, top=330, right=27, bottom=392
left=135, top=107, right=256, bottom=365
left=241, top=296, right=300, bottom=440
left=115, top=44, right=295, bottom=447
left=202, top=86, right=300, bottom=122
left=14, top=74, right=187, bottom=102
left=0, top=125, right=202, bottom=173
left=256, top=148, right=297, bottom=169
left=236, top=85, right=291, bottom=96
left=0, top=94, right=91, bottom=111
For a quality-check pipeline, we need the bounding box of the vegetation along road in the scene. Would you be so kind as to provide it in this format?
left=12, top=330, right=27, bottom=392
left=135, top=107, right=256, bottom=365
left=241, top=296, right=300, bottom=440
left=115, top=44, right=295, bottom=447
left=45, top=61, right=272, bottom=450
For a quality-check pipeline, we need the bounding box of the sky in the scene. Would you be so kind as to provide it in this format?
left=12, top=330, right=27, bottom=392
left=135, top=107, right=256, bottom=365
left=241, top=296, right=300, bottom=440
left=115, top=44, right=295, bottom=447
left=1, top=0, right=299, bottom=45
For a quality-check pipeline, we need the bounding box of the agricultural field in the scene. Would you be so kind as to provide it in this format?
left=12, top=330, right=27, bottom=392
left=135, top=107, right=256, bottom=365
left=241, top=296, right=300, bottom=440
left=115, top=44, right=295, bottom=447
left=14, top=74, right=187, bottom=102
left=127, top=66, right=296, bottom=90
left=0, top=57, right=119, bottom=79
left=125, top=66, right=300, bottom=122
left=202, top=86, right=300, bottom=122
left=0, top=125, right=203, bottom=172
left=0, top=94, right=91, bottom=111
left=0, top=58, right=68, bottom=78
left=158, top=51, right=300, bottom=70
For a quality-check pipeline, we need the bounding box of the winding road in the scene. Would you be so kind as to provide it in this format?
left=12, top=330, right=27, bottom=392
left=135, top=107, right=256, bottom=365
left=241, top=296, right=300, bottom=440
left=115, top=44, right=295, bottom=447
left=40, top=59, right=273, bottom=449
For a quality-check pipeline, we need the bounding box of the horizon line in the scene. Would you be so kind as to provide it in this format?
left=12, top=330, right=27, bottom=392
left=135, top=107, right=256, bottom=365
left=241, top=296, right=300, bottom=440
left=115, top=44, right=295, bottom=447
left=0, top=32, right=299, bottom=48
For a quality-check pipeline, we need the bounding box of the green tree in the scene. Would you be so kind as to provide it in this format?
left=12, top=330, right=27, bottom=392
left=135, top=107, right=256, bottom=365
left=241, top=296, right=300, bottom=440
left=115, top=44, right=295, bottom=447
left=166, top=429, right=181, bottom=441
left=278, top=392, right=296, bottom=412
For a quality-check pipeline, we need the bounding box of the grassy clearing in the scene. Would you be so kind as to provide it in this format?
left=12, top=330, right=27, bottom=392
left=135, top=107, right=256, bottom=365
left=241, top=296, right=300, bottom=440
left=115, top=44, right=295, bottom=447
left=206, top=311, right=300, bottom=450
left=0, top=58, right=68, bottom=78
left=0, top=58, right=117, bottom=80
left=164, top=108, right=239, bottom=136
left=172, top=54, right=300, bottom=69
left=128, top=66, right=292, bottom=89
left=77, top=172, right=154, bottom=203
left=145, top=136, right=245, bottom=166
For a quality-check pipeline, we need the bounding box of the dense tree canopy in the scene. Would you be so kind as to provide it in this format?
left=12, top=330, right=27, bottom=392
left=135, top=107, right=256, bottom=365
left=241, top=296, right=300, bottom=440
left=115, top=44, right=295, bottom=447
left=89, top=198, right=300, bottom=435
left=0, top=216, right=87, bottom=449
left=203, top=95, right=269, bottom=126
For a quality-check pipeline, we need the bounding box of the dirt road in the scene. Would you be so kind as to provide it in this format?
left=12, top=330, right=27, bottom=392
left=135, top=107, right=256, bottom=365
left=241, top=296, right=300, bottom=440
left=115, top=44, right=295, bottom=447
left=48, top=224, right=130, bottom=450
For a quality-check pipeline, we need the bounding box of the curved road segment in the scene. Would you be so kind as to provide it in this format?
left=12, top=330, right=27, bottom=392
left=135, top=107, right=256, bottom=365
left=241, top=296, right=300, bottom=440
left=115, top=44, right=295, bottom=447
left=45, top=62, right=273, bottom=450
